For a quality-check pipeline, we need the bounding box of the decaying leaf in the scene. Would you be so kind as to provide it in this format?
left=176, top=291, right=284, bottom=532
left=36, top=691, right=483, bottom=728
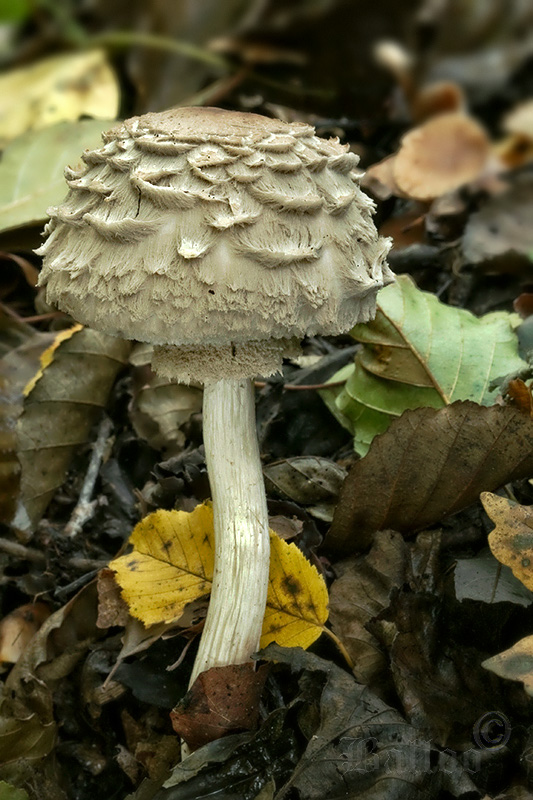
left=454, top=549, right=533, bottom=607
left=0, top=312, right=55, bottom=523
left=130, top=372, right=202, bottom=454
left=482, top=492, right=533, bottom=591
left=263, top=457, right=346, bottom=505
left=482, top=635, right=533, bottom=696
left=0, top=781, right=29, bottom=800
left=0, top=603, right=50, bottom=665
left=0, top=583, right=99, bottom=766
left=262, top=645, right=478, bottom=800
left=462, top=174, right=533, bottom=267
left=393, top=112, right=490, bottom=201
left=170, top=663, right=269, bottom=750
left=13, top=326, right=131, bottom=536
left=328, top=402, right=533, bottom=554
left=322, top=274, right=527, bottom=455
left=110, top=503, right=328, bottom=650
left=0, top=49, right=119, bottom=148
left=0, top=119, right=115, bottom=235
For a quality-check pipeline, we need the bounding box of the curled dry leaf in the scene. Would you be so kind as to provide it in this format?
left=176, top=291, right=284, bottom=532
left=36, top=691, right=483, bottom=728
left=328, top=402, right=533, bottom=555
left=0, top=583, right=99, bottom=765
left=322, top=274, right=526, bottom=455
left=13, top=326, right=131, bottom=536
left=0, top=603, right=50, bottom=665
left=110, top=503, right=328, bottom=650
left=0, top=49, right=119, bottom=148
left=393, top=112, right=490, bottom=201
left=462, top=174, right=533, bottom=267
left=263, top=457, right=346, bottom=505
left=482, top=635, right=533, bottom=696
left=170, top=663, right=269, bottom=750
left=0, top=312, right=55, bottom=523
left=482, top=493, right=533, bottom=592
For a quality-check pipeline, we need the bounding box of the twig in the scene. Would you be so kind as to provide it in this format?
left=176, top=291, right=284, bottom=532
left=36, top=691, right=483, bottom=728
left=254, top=379, right=348, bottom=391
left=63, top=416, right=113, bottom=538
left=87, top=31, right=229, bottom=70
left=0, top=537, right=46, bottom=564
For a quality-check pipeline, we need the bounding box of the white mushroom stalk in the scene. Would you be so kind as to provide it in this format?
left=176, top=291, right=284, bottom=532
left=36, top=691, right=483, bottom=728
left=189, top=378, right=269, bottom=685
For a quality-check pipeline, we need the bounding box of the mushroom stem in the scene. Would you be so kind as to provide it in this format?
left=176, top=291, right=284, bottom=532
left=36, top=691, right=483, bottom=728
left=189, top=377, right=270, bottom=686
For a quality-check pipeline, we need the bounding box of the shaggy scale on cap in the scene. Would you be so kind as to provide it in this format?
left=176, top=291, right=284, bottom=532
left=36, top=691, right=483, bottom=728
left=38, top=107, right=392, bottom=382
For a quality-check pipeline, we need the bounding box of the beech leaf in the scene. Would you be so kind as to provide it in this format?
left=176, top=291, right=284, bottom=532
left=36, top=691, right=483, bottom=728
left=327, top=401, right=533, bottom=555
left=322, top=274, right=527, bottom=455
left=13, top=326, right=131, bottom=535
left=482, top=492, right=533, bottom=591
left=110, top=503, right=329, bottom=650
left=0, top=119, right=115, bottom=234
left=482, top=635, right=533, bottom=696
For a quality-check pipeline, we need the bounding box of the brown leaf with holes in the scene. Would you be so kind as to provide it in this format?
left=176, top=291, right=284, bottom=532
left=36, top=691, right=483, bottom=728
left=327, top=401, right=533, bottom=555
left=170, top=663, right=269, bottom=750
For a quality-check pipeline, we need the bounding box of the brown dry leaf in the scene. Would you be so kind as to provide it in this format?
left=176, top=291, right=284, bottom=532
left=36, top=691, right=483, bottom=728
left=0, top=312, right=55, bottom=523
left=462, top=174, right=533, bottom=267
left=13, top=326, right=131, bottom=536
left=327, top=401, right=533, bottom=555
left=481, top=493, right=533, bottom=591
left=0, top=603, right=50, bottom=665
left=130, top=371, right=202, bottom=454
left=170, top=663, right=269, bottom=750
left=393, top=112, right=490, bottom=201
left=96, top=568, right=130, bottom=629
left=506, top=379, right=533, bottom=417
left=328, top=531, right=408, bottom=687
left=0, top=583, right=99, bottom=765
left=0, top=49, right=119, bottom=148
left=482, top=635, right=533, bottom=696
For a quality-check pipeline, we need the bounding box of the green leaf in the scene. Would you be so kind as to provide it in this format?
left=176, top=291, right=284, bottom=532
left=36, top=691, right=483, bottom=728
left=0, top=782, right=29, bottom=800
left=0, top=119, right=113, bottom=234
left=0, top=0, right=29, bottom=22
left=324, top=274, right=527, bottom=454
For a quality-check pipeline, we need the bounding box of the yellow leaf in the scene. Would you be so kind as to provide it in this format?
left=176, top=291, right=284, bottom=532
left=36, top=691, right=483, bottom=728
left=0, top=50, right=120, bottom=148
left=482, top=635, right=533, bottom=696
left=23, top=324, right=83, bottom=397
left=110, top=504, right=329, bottom=649
left=481, top=491, right=533, bottom=591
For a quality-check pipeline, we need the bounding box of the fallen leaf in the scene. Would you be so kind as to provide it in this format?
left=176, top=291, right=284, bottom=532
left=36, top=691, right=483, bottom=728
left=96, top=568, right=130, bottom=629
left=0, top=583, right=99, bottom=765
left=393, top=112, right=490, bottom=201
left=0, top=119, right=115, bottom=235
left=454, top=549, right=533, bottom=607
left=263, top=457, right=346, bottom=505
left=506, top=379, right=533, bottom=416
left=110, top=503, right=329, bottom=650
left=130, top=372, right=202, bottom=454
left=327, top=402, right=533, bottom=554
left=482, top=636, right=533, bottom=695
left=13, top=326, right=131, bottom=536
left=0, top=781, right=29, bottom=800
left=328, top=531, right=408, bottom=686
left=170, top=663, right=269, bottom=750
left=0, top=603, right=50, bottom=665
left=0, top=312, right=55, bottom=523
left=462, top=174, right=533, bottom=267
left=482, top=493, right=533, bottom=591
left=262, top=645, right=478, bottom=800
left=322, top=274, right=527, bottom=455
left=0, top=49, right=119, bottom=147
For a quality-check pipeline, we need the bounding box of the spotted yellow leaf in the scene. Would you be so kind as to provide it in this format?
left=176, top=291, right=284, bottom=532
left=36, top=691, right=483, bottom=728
left=110, top=503, right=329, bottom=650
left=481, top=491, right=533, bottom=591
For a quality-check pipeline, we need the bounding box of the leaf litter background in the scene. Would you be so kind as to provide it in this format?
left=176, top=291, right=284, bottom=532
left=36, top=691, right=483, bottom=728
left=2, top=1, right=533, bottom=799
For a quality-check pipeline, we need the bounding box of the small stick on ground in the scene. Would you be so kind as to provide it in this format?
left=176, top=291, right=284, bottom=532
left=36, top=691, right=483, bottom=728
left=63, top=416, right=113, bottom=538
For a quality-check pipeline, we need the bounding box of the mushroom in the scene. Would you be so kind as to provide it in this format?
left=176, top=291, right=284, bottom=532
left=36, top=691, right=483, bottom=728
left=37, top=107, right=392, bottom=690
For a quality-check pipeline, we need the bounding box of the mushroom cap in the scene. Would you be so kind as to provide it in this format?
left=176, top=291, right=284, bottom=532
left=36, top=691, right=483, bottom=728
left=37, top=107, right=392, bottom=348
